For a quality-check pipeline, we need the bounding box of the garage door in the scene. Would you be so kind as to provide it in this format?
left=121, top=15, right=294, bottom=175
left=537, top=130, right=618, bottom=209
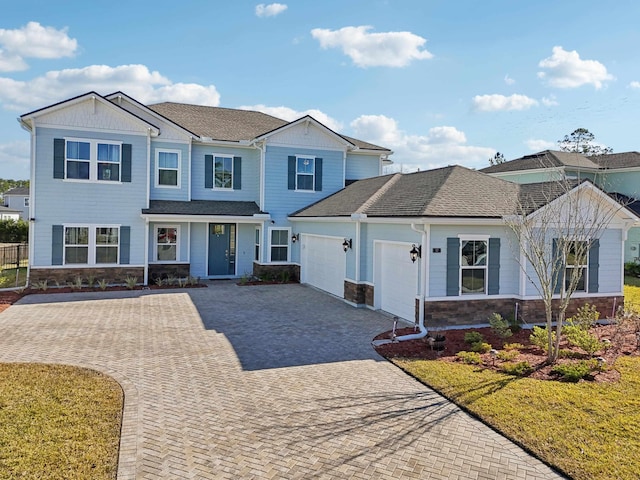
left=378, top=242, right=419, bottom=321
left=300, top=235, right=346, bottom=298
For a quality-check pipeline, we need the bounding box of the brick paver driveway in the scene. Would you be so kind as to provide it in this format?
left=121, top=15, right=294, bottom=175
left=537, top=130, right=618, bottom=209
left=0, top=282, right=564, bottom=479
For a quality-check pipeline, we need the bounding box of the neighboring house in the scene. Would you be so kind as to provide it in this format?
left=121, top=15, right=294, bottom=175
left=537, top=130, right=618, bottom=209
left=0, top=206, right=21, bottom=221
left=18, top=93, right=636, bottom=327
left=2, top=187, right=29, bottom=220
left=481, top=150, right=640, bottom=262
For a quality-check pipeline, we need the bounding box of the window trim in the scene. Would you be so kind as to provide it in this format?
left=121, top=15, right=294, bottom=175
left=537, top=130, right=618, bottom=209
left=64, top=137, right=123, bottom=184
left=564, top=239, right=589, bottom=293
left=295, top=155, right=315, bottom=191
left=255, top=226, right=261, bottom=262
left=153, top=225, right=180, bottom=263
left=212, top=154, right=234, bottom=190
left=155, top=149, right=181, bottom=188
left=458, top=235, right=489, bottom=296
left=63, top=224, right=120, bottom=265
left=268, top=227, right=291, bottom=263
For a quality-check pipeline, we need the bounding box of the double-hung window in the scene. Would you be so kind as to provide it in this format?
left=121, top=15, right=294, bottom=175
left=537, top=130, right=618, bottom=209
left=156, top=150, right=180, bottom=187
left=296, top=156, right=314, bottom=191
left=255, top=228, right=261, bottom=262
left=156, top=226, right=179, bottom=262
left=64, top=226, right=119, bottom=265
left=269, top=229, right=289, bottom=262
left=460, top=239, right=487, bottom=294
left=565, top=240, right=588, bottom=292
left=65, top=138, right=121, bottom=182
left=214, top=156, right=233, bottom=189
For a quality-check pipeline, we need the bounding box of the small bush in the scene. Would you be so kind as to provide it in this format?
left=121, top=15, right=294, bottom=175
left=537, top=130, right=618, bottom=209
left=624, top=261, right=640, bottom=277
left=86, top=275, right=96, bottom=288
left=165, top=275, right=177, bottom=286
left=489, top=313, right=513, bottom=339
left=464, top=331, right=484, bottom=345
left=456, top=351, right=482, bottom=365
left=497, top=350, right=519, bottom=361
left=558, top=348, right=585, bottom=359
left=530, top=326, right=556, bottom=353
left=97, top=279, right=108, bottom=291
left=563, top=325, right=605, bottom=356
left=500, top=361, right=533, bottom=376
left=567, top=303, right=600, bottom=330
left=551, top=360, right=596, bottom=382
left=124, top=276, right=138, bottom=290
left=68, top=276, right=84, bottom=291
left=503, top=342, right=524, bottom=351
left=471, top=342, right=492, bottom=353
left=154, top=277, right=164, bottom=287
left=32, top=280, right=48, bottom=291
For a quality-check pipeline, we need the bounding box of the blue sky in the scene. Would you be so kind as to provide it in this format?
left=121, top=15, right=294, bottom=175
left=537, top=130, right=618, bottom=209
left=2, top=0, right=640, bottom=179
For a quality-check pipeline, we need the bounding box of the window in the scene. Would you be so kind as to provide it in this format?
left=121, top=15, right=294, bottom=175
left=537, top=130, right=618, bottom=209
left=460, top=239, right=487, bottom=294
left=64, top=226, right=119, bottom=265
left=565, top=240, right=588, bottom=292
left=156, top=150, right=180, bottom=187
left=156, top=226, right=178, bottom=262
left=65, top=138, right=121, bottom=182
left=296, top=156, right=314, bottom=190
left=270, top=229, right=289, bottom=262
left=214, top=156, right=233, bottom=189
left=255, top=227, right=261, bottom=262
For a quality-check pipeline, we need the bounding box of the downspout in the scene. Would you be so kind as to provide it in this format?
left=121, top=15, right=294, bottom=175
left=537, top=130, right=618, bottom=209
left=143, top=218, right=149, bottom=285
left=253, top=140, right=266, bottom=211
left=393, top=223, right=429, bottom=341
left=146, top=130, right=151, bottom=209
left=27, top=121, right=36, bottom=286
left=188, top=138, right=193, bottom=200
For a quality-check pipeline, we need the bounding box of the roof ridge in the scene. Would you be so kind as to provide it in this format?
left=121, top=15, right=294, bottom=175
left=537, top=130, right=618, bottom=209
left=355, top=174, right=402, bottom=214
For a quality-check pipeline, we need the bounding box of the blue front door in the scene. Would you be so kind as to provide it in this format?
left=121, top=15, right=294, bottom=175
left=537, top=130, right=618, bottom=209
left=208, top=223, right=236, bottom=276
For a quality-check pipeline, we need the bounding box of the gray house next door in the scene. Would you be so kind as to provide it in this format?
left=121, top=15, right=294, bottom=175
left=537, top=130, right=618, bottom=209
left=208, top=223, right=236, bottom=276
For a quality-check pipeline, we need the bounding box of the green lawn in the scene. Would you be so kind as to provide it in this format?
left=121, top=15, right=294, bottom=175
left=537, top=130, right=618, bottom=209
left=392, top=284, right=640, bottom=480
left=0, top=364, right=123, bottom=480
left=0, top=268, right=27, bottom=288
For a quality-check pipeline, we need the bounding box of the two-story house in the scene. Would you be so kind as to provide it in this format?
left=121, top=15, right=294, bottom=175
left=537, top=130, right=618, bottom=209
left=19, top=93, right=638, bottom=328
left=2, top=187, right=29, bottom=220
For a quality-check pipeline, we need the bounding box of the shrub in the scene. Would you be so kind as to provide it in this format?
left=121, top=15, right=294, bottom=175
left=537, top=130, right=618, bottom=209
left=503, top=342, right=524, bottom=351
left=165, top=275, right=177, bottom=286
left=500, top=361, right=533, bottom=376
left=68, top=276, right=84, bottom=291
left=456, top=351, right=482, bottom=365
left=551, top=360, right=596, bottom=382
left=31, top=280, right=48, bottom=291
left=124, top=276, right=138, bottom=290
left=0, top=218, right=28, bottom=242
left=464, top=331, right=484, bottom=345
left=567, top=303, right=599, bottom=330
left=154, top=277, right=164, bottom=287
left=624, top=261, right=640, bottom=277
left=279, top=270, right=291, bottom=283
left=489, top=313, right=513, bottom=339
left=530, top=326, right=556, bottom=353
left=563, top=325, right=605, bottom=356
left=471, top=342, right=492, bottom=353
left=97, top=279, right=108, bottom=291
left=86, top=275, right=96, bottom=288
left=497, top=350, right=519, bottom=362
left=558, top=348, right=585, bottom=359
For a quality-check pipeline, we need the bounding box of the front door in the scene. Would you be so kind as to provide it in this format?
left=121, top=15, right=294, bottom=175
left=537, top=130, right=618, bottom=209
left=208, top=223, right=236, bottom=276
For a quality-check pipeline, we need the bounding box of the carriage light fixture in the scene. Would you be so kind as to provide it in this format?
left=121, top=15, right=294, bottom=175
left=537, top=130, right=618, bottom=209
left=342, top=238, right=352, bottom=252
left=409, top=244, right=422, bottom=263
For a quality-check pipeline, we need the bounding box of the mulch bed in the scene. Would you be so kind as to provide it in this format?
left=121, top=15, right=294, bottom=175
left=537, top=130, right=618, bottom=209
left=374, top=324, right=640, bottom=383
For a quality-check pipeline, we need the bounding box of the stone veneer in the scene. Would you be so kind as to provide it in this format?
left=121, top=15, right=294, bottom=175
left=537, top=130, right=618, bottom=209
left=343, top=280, right=374, bottom=306
left=149, top=263, right=191, bottom=282
left=253, top=262, right=300, bottom=282
left=29, top=267, right=145, bottom=286
left=424, top=296, right=623, bottom=328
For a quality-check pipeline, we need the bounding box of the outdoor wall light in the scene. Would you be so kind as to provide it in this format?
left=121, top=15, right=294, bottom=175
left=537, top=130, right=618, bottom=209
left=291, top=233, right=299, bottom=243
left=409, top=244, right=422, bottom=263
left=342, top=238, right=352, bottom=252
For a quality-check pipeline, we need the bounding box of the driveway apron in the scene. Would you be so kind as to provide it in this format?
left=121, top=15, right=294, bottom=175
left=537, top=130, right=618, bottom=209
left=0, top=282, right=564, bottom=479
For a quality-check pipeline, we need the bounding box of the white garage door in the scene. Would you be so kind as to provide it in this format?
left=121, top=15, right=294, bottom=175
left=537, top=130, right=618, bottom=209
left=300, top=235, right=346, bottom=298
left=378, top=242, right=419, bottom=321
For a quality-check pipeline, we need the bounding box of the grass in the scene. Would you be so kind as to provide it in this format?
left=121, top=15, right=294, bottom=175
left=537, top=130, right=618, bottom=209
left=0, top=363, right=123, bottom=480
left=390, top=284, right=640, bottom=480
left=0, top=268, right=27, bottom=288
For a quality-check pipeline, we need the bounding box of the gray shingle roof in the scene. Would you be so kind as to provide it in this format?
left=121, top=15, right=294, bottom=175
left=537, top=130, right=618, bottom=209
left=480, top=150, right=599, bottom=174
left=147, top=102, right=390, bottom=152
left=292, top=165, right=577, bottom=219
left=590, top=151, right=640, bottom=169
left=142, top=200, right=263, bottom=216
left=3, top=187, right=29, bottom=196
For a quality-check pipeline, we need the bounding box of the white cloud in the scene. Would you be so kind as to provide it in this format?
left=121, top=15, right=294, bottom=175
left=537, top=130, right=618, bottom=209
left=504, top=74, right=515, bottom=85
left=0, top=64, right=220, bottom=111
left=541, top=95, right=558, bottom=107
left=0, top=140, right=30, bottom=180
left=537, top=46, right=613, bottom=89
left=310, top=26, right=433, bottom=68
left=350, top=114, right=494, bottom=171
left=629, top=81, right=640, bottom=89
left=0, top=22, right=77, bottom=72
left=255, top=3, right=287, bottom=17
left=472, top=94, right=539, bottom=112
left=238, top=104, right=343, bottom=131
left=525, top=139, right=555, bottom=151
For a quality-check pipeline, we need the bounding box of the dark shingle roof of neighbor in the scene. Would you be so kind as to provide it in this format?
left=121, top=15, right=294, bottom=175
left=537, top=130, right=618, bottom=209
left=3, top=187, right=29, bottom=196
left=591, top=151, right=640, bottom=169
left=142, top=200, right=263, bottom=216
left=147, top=102, right=390, bottom=152
left=291, top=165, right=578, bottom=218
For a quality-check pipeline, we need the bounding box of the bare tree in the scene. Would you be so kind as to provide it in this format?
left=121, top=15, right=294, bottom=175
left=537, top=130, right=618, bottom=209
left=557, top=128, right=613, bottom=156
left=504, top=173, right=627, bottom=363
left=488, top=152, right=506, bottom=166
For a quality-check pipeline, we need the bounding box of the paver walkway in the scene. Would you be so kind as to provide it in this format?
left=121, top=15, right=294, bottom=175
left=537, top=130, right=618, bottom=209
left=0, top=282, right=565, bottom=479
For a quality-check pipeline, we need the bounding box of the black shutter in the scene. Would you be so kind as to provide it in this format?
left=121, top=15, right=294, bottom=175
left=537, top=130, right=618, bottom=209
left=53, top=138, right=65, bottom=179
left=205, top=155, right=214, bottom=188
left=588, top=239, right=599, bottom=293
left=233, top=156, right=242, bottom=190
left=314, top=157, right=323, bottom=191
left=552, top=238, right=563, bottom=294
left=446, top=237, right=460, bottom=296
left=288, top=156, right=296, bottom=190
left=52, top=225, right=64, bottom=265
left=488, top=238, right=500, bottom=295
left=121, top=144, right=132, bottom=182
left=120, top=226, right=130, bottom=265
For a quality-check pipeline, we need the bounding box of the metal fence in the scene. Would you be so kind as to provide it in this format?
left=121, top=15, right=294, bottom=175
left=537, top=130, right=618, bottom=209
left=0, top=244, right=28, bottom=271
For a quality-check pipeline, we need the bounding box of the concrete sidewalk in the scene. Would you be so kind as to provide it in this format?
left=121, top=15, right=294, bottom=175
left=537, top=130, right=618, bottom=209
left=0, top=282, right=564, bottom=479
